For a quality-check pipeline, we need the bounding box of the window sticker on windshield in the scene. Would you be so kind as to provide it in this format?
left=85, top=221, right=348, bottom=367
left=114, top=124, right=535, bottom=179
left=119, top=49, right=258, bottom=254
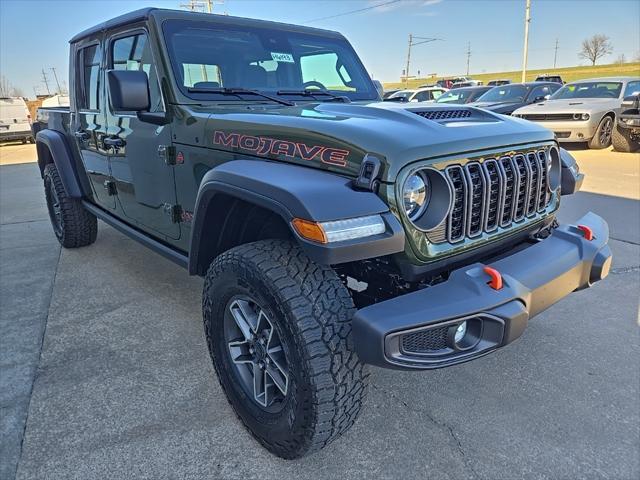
left=270, top=52, right=294, bottom=63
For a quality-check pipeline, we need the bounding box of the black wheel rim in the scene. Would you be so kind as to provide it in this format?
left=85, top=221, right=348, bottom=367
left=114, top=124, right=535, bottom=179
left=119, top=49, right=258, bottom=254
left=46, top=180, right=63, bottom=238
left=224, top=297, right=289, bottom=412
left=600, top=117, right=613, bottom=146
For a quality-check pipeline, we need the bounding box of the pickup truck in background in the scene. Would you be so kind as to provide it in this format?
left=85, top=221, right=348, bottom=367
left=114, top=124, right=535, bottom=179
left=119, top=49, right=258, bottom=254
left=0, top=96, right=33, bottom=143
left=33, top=8, right=612, bottom=459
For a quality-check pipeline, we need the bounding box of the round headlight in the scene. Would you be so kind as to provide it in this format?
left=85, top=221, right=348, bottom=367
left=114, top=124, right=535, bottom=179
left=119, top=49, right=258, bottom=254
left=581, top=113, right=590, bottom=120
left=402, top=173, right=429, bottom=220
left=572, top=113, right=581, bottom=120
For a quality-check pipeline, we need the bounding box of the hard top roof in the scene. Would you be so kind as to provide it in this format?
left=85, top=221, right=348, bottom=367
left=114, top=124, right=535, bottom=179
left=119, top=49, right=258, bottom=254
left=70, top=7, right=344, bottom=43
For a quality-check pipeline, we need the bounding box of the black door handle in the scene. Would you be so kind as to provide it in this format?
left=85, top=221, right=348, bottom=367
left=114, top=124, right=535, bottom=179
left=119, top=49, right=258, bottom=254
left=103, top=137, right=125, bottom=148
left=74, top=131, right=90, bottom=141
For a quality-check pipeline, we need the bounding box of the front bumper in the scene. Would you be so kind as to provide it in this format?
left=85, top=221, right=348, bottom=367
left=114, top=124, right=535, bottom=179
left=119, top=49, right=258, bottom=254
left=0, top=129, right=32, bottom=141
left=529, top=120, right=597, bottom=142
left=353, top=212, right=612, bottom=370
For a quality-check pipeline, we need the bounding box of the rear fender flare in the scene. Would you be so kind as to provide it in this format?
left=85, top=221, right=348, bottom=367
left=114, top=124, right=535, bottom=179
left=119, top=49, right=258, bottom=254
left=35, top=129, right=84, bottom=198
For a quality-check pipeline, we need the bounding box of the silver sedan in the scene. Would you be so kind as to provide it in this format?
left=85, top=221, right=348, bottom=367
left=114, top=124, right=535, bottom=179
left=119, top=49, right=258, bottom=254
left=513, top=77, right=640, bottom=149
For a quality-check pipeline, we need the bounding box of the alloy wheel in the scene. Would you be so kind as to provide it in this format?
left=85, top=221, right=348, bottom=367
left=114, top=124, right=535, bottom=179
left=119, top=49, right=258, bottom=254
left=600, top=117, right=613, bottom=146
left=224, top=298, right=289, bottom=410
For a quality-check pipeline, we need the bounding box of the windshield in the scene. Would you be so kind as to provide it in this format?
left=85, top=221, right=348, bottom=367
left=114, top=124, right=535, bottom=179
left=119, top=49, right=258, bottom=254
left=162, top=19, right=378, bottom=101
left=551, top=82, right=622, bottom=99
left=476, top=85, right=528, bottom=103
left=436, top=89, right=472, bottom=103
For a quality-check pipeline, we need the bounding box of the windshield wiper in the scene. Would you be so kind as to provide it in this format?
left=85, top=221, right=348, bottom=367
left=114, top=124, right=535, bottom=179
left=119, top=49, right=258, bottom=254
left=186, top=87, right=294, bottom=106
left=276, top=89, right=351, bottom=103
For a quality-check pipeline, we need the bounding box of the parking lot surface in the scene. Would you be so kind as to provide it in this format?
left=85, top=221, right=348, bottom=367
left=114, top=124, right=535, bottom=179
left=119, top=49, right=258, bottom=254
left=1, top=144, right=638, bottom=480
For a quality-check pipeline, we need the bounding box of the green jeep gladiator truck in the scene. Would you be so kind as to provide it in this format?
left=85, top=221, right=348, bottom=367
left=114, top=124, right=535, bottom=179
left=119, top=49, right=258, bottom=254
left=34, top=8, right=612, bottom=459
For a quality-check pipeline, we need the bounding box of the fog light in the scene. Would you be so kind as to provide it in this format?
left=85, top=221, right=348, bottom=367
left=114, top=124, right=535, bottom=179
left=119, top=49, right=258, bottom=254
left=447, top=317, right=483, bottom=351
left=454, top=321, right=467, bottom=344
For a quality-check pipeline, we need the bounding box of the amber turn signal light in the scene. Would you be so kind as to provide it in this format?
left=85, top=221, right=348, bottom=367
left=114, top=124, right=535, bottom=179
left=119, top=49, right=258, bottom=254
left=291, top=218, right=328, bottom=244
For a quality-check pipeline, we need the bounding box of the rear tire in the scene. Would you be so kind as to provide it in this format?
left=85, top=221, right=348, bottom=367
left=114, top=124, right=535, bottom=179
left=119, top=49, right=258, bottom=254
left=43, top=163, right=97, bottom=248
left=588, top=115, right=614, bottom=149
left=202, top=239, right=368, bottom=459
left=611, top=125, right=639, bottom=153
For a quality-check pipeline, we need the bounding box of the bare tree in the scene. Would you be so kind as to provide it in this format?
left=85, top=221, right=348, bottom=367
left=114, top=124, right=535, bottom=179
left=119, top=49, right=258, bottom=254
left=578, top=34, right=613, bottom=66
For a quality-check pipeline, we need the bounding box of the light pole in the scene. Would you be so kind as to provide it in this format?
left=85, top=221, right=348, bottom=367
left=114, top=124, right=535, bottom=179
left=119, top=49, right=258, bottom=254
left=405, top=34, right=441, bottom=85
left=521, top=0, right=531, bottom=83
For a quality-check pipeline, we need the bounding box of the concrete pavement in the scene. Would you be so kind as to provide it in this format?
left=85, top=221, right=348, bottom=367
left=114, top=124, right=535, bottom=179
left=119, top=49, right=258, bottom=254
left=1, top=147, right=638, bottom=480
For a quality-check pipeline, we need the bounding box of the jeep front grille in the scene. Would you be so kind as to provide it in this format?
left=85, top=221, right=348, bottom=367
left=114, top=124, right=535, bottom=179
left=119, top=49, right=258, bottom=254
left=443, top=149, right=551, bottom=243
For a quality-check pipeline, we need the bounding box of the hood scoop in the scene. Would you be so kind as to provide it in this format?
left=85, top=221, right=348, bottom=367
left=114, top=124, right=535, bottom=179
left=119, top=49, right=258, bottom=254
left=409, top=107, right=497, bottom=124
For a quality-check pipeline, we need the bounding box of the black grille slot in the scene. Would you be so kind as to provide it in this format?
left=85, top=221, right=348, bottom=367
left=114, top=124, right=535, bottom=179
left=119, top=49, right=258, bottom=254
left=465, top=163, right=486, bottom=237
left=499, top=157, right=515, bottom=226
left=513, top=155, right=528, bottom=220
left=441, top=149, right=551, bottom=243
left=414, top=109, right=472, bottom=120
left=537, top=151, right=549, bottom=211
left=401, top=327, right=448, bottom=354
left=484, top=159, right=502, bottom=231
left=445, top=166, right=467, bottom=242
left=526, top=153, right=540, bottom=216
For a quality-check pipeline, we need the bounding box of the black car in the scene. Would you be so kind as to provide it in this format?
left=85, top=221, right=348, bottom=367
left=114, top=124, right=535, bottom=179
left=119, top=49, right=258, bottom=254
left=435, top=86, right=493, bottom=104
left=468, top=81, right=561, bottom=115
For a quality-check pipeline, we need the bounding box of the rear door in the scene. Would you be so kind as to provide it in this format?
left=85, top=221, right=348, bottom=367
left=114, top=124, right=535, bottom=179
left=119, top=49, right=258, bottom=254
left=71, top=37, right=115, bottom=209
left=104, top=28, right=180, bottom=240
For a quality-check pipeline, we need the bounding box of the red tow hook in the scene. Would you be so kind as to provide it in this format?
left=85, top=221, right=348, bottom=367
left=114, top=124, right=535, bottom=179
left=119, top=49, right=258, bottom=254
left=577, top=225, right=594, bottom=241
left=482, top=266, right=503, bottom=291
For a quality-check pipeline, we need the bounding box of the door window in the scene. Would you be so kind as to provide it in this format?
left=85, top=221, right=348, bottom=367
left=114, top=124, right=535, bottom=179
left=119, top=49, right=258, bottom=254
left=624, top=81, right=640, bottom=97
left=77, top=44, right=101, bottom=111
left=528, top=85, right=552, bottom=101
left=111, top=33, right=163, bottom=112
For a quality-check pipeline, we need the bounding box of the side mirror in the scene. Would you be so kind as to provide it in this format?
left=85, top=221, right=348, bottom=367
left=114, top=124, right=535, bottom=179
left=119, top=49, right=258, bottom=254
left=532, top=95, right=547, bottom=103
left=372, top=79, right=384, bottom=99
left=621, top=94, right=640, bottom=108
left=544, top=94, right=551, bottom=100
left=107, top=70, right=150, bottom=111
left=107, top=70, right=168, bottom=125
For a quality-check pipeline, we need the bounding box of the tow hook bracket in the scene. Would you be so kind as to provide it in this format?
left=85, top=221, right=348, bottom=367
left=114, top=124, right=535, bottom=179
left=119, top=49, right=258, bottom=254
left=483, top=266, right=503, bottom=290
left=577, top=224, right=594, bottom=241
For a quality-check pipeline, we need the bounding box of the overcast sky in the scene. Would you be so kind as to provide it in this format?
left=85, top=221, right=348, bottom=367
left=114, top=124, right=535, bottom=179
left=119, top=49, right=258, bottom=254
left=1, top=0, right=638, bottom=97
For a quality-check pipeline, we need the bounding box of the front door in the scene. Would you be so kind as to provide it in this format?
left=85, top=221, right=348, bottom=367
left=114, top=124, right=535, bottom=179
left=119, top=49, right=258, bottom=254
left=71, top=38, right=115, bottom=209
left=104, top=29, right=180, bottom=241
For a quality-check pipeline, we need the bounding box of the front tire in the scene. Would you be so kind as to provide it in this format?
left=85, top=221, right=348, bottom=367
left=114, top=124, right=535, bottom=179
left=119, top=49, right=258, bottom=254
left=43, top=163, right=97, bottom=248
left=611, top=125, right=639, bottom=153
left=203, top=240, right=368, bottom=459
left=588, top=115, right=614, bottom=149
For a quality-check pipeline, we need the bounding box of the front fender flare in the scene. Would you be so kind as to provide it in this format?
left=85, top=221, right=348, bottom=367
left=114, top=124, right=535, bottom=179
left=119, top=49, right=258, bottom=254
left=188, top=160, right=405, bottom=273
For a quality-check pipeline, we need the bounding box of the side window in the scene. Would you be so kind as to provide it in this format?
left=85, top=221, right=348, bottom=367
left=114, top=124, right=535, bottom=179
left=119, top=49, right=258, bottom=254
left=432, top=90, right=444, bottom=100
left=111, top=33, right=163, bottom=112
left=529, top=85, right=550, bottom=101
left=77, top=44, right=101, bottom=111
left=624, top=81, right=640, bottom=97
left=299, top=52, right=355, bottom=91
left=413, top=91, right=430, bottom=102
